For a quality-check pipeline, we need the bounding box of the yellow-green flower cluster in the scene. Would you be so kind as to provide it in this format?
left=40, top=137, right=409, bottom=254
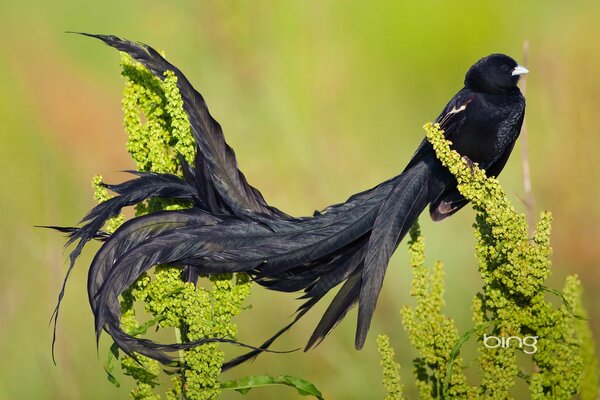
left=121, top=53, right=193, bottom=174
left=121, top=53, right=194, bottom=215
left=421, top=122, right=596, bottom=398
left=376, top=334, right=405, bottom=400
left=92, top=175, right=124, bottom=233
left=125, top=269, right=251, bottom=400
left=379, top=123, right=597, bottom=399
left=400, top=223, right=478, bottom=399
left=92, top=53, right=252, bottom=399
left=167, top=273, right=251, bottom=400
left=564, top=275, right=599, bottom=399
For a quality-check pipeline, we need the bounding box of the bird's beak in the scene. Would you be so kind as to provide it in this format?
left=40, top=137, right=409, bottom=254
left=511, top=65, right=529, bottom=76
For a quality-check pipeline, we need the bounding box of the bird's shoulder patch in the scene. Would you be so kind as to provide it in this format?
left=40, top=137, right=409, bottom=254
left=438, top=94, right=476, bottom=130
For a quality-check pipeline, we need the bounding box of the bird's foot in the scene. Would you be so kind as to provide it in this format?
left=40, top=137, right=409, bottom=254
left=463, top=156, right=476, bottom=178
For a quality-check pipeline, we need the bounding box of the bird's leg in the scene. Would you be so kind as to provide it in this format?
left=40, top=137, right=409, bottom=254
left=462, top=156, right=476, bottom=178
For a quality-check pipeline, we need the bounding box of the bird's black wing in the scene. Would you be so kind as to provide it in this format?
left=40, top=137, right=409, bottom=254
left=404, top=88, right=474, bottom=222
left=404, top=88, right=476, bottom=172
left=429, top=95, right=524, bottom=221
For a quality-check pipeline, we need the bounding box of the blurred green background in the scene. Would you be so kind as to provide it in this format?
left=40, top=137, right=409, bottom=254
left=1, top=0, right=599, bottom=398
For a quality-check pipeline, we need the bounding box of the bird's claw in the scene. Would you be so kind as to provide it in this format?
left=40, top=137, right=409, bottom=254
left=463, top=156, right=476, bottom=178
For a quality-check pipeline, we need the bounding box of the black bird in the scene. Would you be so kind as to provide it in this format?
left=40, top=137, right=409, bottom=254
left=52, top=33, right=527, bottom=367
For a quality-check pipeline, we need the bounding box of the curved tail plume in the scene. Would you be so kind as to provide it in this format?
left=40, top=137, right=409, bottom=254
left=49, top=33, right=532, bottom=369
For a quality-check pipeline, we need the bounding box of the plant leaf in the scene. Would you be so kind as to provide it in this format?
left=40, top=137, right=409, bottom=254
left=542, top=286, right=587, bottom=320
left=127, top=316, right=166, bottom=337
left=220, top=375, right=324, bottom=399
left=442, top=321, right=496, bottom=396
left=104, top=343, right=121, bottom=388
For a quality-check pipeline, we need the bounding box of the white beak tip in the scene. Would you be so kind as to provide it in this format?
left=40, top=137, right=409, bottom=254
left=512, top=65, right=529, bottom=76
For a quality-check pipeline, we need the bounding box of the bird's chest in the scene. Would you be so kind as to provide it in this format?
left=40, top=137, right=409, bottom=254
left=450, top=95, right=523, bottom=167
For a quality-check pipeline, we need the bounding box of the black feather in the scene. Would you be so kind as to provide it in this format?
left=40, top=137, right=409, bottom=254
left=306, top=271, right=362, bottom=350
left=47, top=171, right=202, bottom=361
left=356, top=162, right=430, bottom=349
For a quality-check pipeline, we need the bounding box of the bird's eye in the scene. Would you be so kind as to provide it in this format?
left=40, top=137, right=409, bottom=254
left=500, top=64, right=510, bottom=71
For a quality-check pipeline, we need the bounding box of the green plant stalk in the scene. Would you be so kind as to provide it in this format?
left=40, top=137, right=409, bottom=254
left=425, top=122, right=588, bottom=398
left=400, top=223, right=477, bottom=399
left=378, top=123, right=597, bottom=399
left=376, top=334, right=405, bottom=400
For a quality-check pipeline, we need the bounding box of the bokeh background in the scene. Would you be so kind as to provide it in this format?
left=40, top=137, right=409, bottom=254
left=1, top=1, right=599, bottom=398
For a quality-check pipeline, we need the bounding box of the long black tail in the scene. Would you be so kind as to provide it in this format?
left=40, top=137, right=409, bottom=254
left=47, top=170, right=202, bottom=361
left=85, top=177, right=395, bottom=362
left=80, top=162, right=429, bottom=364
left=279, top=162, right=430, bottom=350
left=51, top=33, right=436, bottom=367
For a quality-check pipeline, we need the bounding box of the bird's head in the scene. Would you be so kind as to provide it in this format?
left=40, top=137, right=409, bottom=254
left=464, top=53, right=528, bottom=94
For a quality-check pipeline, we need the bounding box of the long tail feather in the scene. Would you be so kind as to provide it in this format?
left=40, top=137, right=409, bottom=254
left=49, top=172, right=199, bottom=361
left=66, top=171, right=199, bottom=269
left=37, top=226, right=110, bottom=240
left=106, top=319, right=296, bottom=365
left=356, top=162, right=430, bottom=349
left=87, top=209, right=217, bottom=306
left=74, top=32, right=287, bottom=219
left=221, top=296, right=321, bottom=371
left=305, top=272, right=362, bottom=350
